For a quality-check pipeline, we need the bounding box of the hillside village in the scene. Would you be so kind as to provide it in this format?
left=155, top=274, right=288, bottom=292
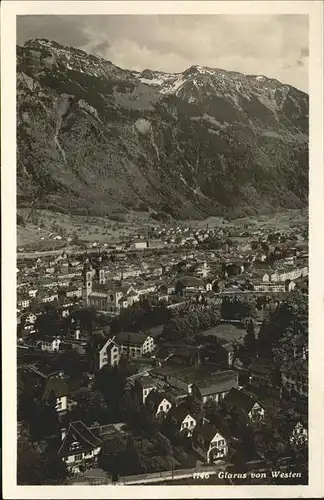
left=17, top=215, right=308, bottom=485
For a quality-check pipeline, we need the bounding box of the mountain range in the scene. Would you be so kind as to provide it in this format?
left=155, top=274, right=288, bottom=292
left=17, top=38, right=309, bottom=219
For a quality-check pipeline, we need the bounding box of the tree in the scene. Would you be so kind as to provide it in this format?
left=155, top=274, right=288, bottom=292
left=34, top=307, right=61, bottom=338
left=241, top=319, right=257, bottom=363
left=119, top=436, right=145, bottom=476
left=17, top=435, right=46, bottom=485
left=72, top=307, right=98, bottom=332
left=161, top=415, right=179, bottom=444
left=258, top=292, right=308, bottom=360
left=138, top=404, right=159, bottom=437
left=42, top=454, right=69, bottom=485
left=72, top=387, right=108, bottom=425
left=254, top=422, right=287, bottom=466
left=187, top=395, right=202, bottom=414
left=51, top=349, right=85, bottom=378
left=118, top=390, right=140, bottom=422
left=98, top=438, right=125, bottom=475
left=28, top=391, right=60, bottom=442
left=84, top=330, right=105, bottom=372
left=156, top=433, right=172, bottom=457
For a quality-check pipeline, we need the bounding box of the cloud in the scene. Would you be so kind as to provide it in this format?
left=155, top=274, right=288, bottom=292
left=16, top=14, right=309, bottom=92
left=91, top=40, right=111, bottom=57
left=296, top=45, right=309, bottom=70
left=17, top=15, right=91, bottom=47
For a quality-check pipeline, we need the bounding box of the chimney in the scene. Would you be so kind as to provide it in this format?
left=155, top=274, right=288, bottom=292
left=61, top=427, right=67, bottom=441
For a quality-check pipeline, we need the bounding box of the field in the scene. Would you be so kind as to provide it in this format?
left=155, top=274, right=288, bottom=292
left=17, top=207, right=308, bottom=250
left=187, top=208, right=308, bottom=232
left=17, top=208, right=157, bottom=248
left=200, top=323, right=247, bottom=343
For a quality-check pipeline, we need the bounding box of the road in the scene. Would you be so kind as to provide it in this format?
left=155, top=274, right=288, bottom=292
left=70, top=462, right=227, bottom=486
left=17, top=248, right=72, bottom=260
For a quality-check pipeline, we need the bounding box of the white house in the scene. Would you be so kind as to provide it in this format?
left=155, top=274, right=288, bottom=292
left=198, top=423, right=228, bottom=463
left=114, top=331, right=155, bottom=359
left=146, top=390, right=172, bottom=417
left=290, top=421, right=308, bottom=447
left=57, top=422, right=103, bottom=473
left=135, top=376, right=157, bottom=403
left=168, top=405, right=197, bottom=437
left=17, top=296, right=30, bottom=309
left=98, top=337, right=120, bottom=370
left=25, top=313, right=37, bottom=325
left=225, top=388, right=265, bottom=422
left=40, top=337, right=61, bottom=352
left=131, top=240, right=148, bottom=250
left=42, top=376, right=68, bottom=414
left=180, top=413, right=197, bottom=436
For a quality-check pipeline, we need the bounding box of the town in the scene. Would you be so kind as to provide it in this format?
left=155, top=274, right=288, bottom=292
left=17, top=213, right=308, bottom=485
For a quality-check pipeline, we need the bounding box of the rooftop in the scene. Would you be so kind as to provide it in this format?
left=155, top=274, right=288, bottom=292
left=194, top=370, right=238, bottom=396
left=115, top=331, right=149, bottom=346
left=42, top=377, right=69, bottom=400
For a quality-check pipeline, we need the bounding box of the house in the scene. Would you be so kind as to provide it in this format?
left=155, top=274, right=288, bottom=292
left=57, top=421, right=103, bottom=473
left=135, top=376, right=157, bottom=403
left=222, top=262, right=245, bottom=278
left=224, top=388, right=265, bottom=422
left=195, top=422, right=228, bottom=463
left=175, top=276, right=205, bottom=295
left=166, top=345, right=203, bottom=367
left=250, top=358, right=280, bottom=394
left=145, top=389, right=172, bottom=418
left=289, top=420, right=308, bottom=447
left=192, top=370, right=239, bottom=404
left=17, top=295, right=31, bottom=309
left=130, top=240, right=148, bottom=250
left=115, top=331, right=155, bottom=359
left=24, top=312, right=37, bottom=325
left=40, top=336, right=61, bottom=352
left=98, top=337, right=120, bottom=370
left=41, top=293, right=59, bottom=304
left=151, top=366, right=195, bottom=394
left=42, top=376, right=68, bottom=414
left=195, top=262, right=211, bottom=279
left=200, top=340, right=234, bottom=368
left=252, top=282, right=285, bottom=292
left=158, top=283, right=176, bottom=296
left=167, top=404, right=197, bottom=436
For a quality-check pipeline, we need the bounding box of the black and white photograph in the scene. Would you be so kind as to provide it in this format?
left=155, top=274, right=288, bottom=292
left=1, top=1, right=324, bottom=498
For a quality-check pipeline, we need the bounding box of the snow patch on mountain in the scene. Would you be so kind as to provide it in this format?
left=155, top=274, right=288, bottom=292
left=139, top=77, right=166, bottom=86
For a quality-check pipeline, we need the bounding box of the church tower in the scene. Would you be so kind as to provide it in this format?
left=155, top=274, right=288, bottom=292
left=99, top=268, right=106, bottom=285
left=82, top=259, right=93, bottom=307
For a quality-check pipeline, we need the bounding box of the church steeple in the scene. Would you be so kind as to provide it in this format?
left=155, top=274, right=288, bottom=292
left=82, top=259, right=93, bottom=306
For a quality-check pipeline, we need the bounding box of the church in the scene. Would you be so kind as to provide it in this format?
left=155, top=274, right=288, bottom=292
left=82, top=259, right=139, bottom=313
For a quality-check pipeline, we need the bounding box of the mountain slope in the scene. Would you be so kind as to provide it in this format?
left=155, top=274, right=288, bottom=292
left=17, top=38, right=309, bottom=219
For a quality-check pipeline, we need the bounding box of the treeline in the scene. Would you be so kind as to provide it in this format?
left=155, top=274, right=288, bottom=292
left=258, top=291, right=308, bottom=360
left=221, top=297, right=256, bottom=321
left=110, top=299, right=173, bottom=334
left=161, top=305, right=221, bottom=343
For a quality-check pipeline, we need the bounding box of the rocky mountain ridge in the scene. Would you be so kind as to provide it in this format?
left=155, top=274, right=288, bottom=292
left=17, top=38, right=309, bottom=219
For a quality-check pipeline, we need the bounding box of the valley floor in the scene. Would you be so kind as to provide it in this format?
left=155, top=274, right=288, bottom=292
left=17, top=208, right=308, bottom=250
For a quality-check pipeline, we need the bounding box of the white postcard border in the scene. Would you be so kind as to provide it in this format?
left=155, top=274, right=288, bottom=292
left=1, top=1, right=323, bottom=498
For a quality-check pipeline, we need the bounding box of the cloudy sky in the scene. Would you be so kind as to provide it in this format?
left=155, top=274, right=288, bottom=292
left=17, top=14, right=309, bottom=92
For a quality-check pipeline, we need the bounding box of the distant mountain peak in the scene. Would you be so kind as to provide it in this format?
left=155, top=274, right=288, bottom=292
left=16, top=38, right=309, bottom=219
